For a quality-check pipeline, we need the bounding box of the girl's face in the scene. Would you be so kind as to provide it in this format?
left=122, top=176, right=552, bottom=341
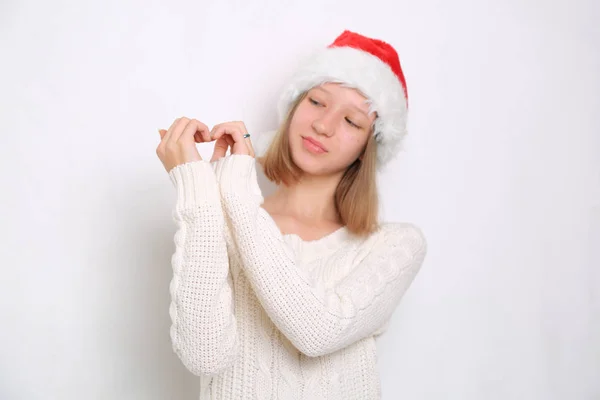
left=288, top=83, right=377, bottom=176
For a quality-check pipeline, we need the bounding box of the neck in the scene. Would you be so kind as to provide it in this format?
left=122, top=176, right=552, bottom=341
left=268, top=172, right=343, bottom=224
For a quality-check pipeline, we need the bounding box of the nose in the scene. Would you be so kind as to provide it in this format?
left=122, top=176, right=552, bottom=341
left=311, top=112, right=336, bottom=137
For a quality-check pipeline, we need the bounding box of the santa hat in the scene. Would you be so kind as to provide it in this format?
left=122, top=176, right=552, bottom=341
left=255, top=30, right=409, bottom=169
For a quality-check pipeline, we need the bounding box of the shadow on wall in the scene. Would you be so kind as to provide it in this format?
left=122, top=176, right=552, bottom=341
left=108, top=175, right=200, bottom=399
left=256, top=162, right=278, bottom=199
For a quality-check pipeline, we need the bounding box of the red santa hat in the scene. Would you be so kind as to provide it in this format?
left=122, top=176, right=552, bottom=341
left=256, top=30, right=409, bottom=169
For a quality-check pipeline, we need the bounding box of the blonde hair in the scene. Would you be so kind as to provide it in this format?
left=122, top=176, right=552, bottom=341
left=257, top=92, right=380, bottom=238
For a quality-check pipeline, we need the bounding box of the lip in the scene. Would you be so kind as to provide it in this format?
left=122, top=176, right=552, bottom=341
left=302, top=136, right=328, bottom=153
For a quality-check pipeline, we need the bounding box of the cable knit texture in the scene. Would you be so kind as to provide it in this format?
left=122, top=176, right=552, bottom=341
left=168, top=154, right=427, bottom=400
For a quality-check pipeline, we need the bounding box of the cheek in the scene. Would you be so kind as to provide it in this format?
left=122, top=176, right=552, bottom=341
left=338, top=130, right=365, bottom=154
left=290, top=104, right=314, bottom=128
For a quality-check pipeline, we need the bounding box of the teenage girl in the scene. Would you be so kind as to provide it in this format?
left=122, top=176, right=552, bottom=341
left=156, top=30, right=427, bottom=400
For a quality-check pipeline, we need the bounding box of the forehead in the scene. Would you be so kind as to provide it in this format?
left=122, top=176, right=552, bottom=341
left=311, top=83, right=371, bottom=113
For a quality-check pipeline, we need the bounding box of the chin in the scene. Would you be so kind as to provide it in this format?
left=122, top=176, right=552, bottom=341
left=290, top=148, right=324, bottom=175
left=291, top=145, right=347, bottom=177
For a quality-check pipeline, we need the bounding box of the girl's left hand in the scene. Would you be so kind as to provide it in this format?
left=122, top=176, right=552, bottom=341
left=210, top=121, right=255, bottom=161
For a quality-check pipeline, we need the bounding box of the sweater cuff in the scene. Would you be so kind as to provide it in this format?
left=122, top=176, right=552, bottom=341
left=168, top=160, right=220, bottom=211
left=214, top=155, right=263, bottom=204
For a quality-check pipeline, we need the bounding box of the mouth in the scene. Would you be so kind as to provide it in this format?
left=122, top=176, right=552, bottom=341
left=301, top=136, right=328, bottom=154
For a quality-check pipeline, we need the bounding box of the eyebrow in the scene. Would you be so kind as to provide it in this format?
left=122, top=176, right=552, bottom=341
left=312, top=86, right=370, bottom=117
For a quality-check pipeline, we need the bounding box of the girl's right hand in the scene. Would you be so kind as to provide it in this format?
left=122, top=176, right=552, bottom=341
left=156, top=117, right=212, bottom=173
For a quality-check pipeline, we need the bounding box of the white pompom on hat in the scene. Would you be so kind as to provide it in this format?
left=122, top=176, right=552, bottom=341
left=256, top=30, right=409, bottom=169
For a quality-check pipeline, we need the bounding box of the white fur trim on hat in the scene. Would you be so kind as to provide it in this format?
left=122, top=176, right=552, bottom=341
left=275, top=46, right=408, bottom=169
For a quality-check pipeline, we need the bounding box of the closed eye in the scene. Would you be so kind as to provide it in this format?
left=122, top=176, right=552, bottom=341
left=308, top=98, right=321, bottom=106
left=345, top=117, right=360, bottom=129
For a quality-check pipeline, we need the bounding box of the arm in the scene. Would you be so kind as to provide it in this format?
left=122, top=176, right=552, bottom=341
left=214, top=154, right=427, bottom=358
left=168, top=159, right=238, bottom=376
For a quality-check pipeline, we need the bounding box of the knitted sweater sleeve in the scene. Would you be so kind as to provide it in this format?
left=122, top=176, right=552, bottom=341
left=214, top=154, right=427, bottom=358
left=168, top=160, right=238, bottom=376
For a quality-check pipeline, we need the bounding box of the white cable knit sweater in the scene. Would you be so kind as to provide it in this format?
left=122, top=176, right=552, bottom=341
left=168, top=154, right=427, bottom=400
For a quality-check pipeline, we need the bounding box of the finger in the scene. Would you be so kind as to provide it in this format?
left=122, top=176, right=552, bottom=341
left=193, top=119, right=212, bottom=142
left=211, top=123, right=242, bottom=141
left=210, top=123, right=226, bottom=139
left=244, top=134, right=255, bottom=158
left=193, top=126, right=211, bottom=143
left=158, top=129, right=167, bottom=139
left=233, top=121, right=254, bottom=157
left=162, top=118, right=182, bottom=143
left=210, top=136, right=230, bottom=162
left=166, top=117, right=190, bottom=144
left=211, top=134, right=236, bottom=162
left=178, top=119, right=209, bottom=145
left=213, top=125, right=249, bottom=155
left=234, top=122, right=252, bottom=153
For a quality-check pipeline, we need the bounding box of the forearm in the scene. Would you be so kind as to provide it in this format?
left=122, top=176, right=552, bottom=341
left=168, top=160, right=238, bottom=375
left=214, top=155, right=426, bottom=357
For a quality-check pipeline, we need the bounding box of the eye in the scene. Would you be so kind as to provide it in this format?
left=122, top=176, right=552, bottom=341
left=345, top=117, right=360, bottom=129
left=308, top=97, right=322, bottom=106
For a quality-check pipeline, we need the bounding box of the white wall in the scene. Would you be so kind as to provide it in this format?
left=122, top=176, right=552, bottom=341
left=1, top=0, right=598, bottom=399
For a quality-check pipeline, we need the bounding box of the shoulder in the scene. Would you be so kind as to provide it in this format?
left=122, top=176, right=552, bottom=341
left=379, top=222, right=426, bottom=248
left=371, top=222, right=427, bottom=264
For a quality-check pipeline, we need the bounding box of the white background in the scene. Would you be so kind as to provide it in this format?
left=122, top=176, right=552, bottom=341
left=1, top=0, right=598, bottom=399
